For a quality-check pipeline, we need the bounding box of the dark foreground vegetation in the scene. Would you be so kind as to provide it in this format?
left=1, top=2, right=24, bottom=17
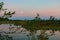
left=0, top=19, right=60, bottom=30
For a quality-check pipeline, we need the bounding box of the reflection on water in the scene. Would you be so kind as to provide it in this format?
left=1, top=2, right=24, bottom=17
left=0, top=24, right=60, bottom=40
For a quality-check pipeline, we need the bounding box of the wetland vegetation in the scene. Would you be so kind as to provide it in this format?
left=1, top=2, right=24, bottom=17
left=0, top=2, right=60, bottom=40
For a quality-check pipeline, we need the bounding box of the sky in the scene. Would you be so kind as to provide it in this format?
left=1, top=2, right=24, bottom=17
left=0, top=0, right=60, bottom=20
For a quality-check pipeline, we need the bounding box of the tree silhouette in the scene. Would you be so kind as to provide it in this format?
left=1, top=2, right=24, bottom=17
left=2, top=11, right=15, bottom=19
left=0, top=2, right=15, bottom=20
left=0, top=2, right=7, bottom=11
left=0, top=2, right=4, bottom=11
left=49, top=16, right=55, bottom=20
left=34, top=13, right=40, bottom=20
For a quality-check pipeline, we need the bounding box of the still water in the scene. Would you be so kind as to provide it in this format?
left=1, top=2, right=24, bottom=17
left=0, top=24, right=60, bottom=40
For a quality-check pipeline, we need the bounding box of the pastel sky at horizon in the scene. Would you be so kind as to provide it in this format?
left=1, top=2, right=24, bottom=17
left=0, top=0, right=60, bottom=20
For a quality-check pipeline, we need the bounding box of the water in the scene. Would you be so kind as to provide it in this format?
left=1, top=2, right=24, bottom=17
left=0, top=24, right=60, bottom=40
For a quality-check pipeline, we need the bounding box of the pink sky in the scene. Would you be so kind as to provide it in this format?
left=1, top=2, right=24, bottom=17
left=0, top=0, right=60, bottom=19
